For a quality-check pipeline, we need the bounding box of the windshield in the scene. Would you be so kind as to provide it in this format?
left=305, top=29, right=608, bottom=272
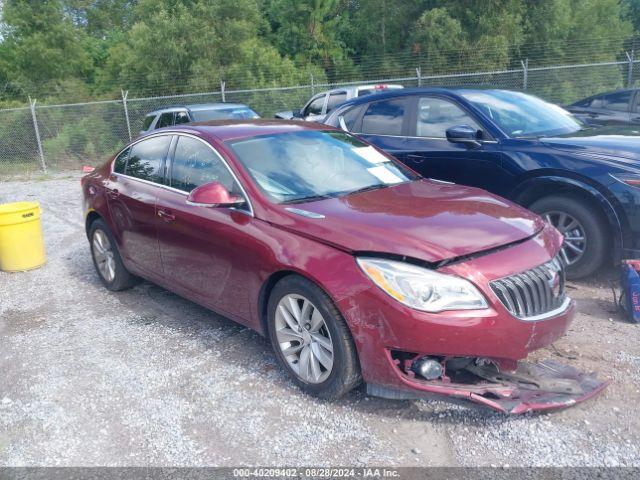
left=459, top=90, right=583, bottom=138
left=191, top=107, right=260, bottom=121
left=227, top=130, right=419, bottom=204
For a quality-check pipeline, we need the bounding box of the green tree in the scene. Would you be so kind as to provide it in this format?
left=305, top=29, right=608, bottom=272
left=0, top=0, right=93, bottom=100
left=266, top=0, right=349, bottom=73
left=97, top=0, right=316, bottom=95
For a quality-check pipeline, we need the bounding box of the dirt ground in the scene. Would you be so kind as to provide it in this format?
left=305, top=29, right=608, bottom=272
left=0, top=173, right=639, bottom=467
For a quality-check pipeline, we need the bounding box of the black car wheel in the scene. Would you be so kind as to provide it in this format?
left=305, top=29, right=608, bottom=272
left=529, top=195, right=609, bottom=279
left=89, top=219, right=140, bottom=291
left=267, top=275, right=361, bottom=399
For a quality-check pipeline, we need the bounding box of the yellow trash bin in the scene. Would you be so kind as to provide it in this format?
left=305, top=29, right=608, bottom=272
left=0, top=201, right=46, bottom=272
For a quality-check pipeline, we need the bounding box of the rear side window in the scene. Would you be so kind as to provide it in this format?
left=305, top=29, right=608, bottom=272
left=175, top=111, right=190, bottom=125
left=361, top=98, right=407, bottom=135
left=157, top=112, right=174, bottom=129
left=326, top=92, right=347, bottom=113
left=170, top=136, right=240, bottom=195
left=113, top=147, right=130, bottom=174
left=126, top=135, right=172, bottom=183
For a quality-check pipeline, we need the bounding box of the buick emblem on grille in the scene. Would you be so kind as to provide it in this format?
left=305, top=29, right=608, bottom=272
left=490, top=255, right=567, bottom=320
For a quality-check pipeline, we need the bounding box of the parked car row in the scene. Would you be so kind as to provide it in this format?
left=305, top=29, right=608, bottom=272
left=274, top=84, right=403, bottom=122
left=81, top=84, right=638, bottom=412
left=140, top=103, right=259, bottom=135
left=82, top=100, right=614, bottom=412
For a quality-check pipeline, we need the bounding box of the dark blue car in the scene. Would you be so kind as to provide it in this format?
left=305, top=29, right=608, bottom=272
left=324, top=88, right=640, bottom=278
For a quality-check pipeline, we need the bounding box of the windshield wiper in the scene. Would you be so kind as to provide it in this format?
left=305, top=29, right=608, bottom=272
left=338, top=184, right=390, bottom=197
left=280, top=184, right=392, bottom=205
left=280, top=193, right=336, bottom=205
left=348, top=184, right=388, bottom=195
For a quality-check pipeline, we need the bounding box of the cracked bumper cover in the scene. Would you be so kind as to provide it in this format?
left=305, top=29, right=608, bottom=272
left=368, top=358, right=609, bottom=414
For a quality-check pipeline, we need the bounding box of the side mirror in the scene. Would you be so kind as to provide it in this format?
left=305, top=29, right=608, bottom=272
left=291, top=109, right=303, bottom=119
left=186, top=182, right=244, bottom=207
left=446, top=125, right=482, bottom=148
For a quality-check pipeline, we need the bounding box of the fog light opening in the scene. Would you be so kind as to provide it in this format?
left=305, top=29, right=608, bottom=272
left=411, top=356, right=444, bottom=380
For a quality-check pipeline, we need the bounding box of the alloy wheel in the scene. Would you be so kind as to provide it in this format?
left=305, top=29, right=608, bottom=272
left=274, top=294, right=334, bottom=384
left=92, top=229, right=116, bottom=283
left=543, top=210, right=587, bottom=266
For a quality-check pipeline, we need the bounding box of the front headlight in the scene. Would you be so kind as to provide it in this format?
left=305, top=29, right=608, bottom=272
left=356, top=257, right=488, bottom=312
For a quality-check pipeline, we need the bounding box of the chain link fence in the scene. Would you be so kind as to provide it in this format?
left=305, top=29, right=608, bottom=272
left=1, top=55, right=639, bottom=176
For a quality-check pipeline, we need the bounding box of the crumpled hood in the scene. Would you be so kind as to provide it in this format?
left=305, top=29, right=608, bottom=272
left=541, top=127, right=640, bottom=164
left=266, top=180, right=545, bottom=264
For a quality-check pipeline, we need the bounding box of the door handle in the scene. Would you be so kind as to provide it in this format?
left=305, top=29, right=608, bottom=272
left=157, top=209, right=176, bottom=222
left=106, top=188, right=120, bottom=199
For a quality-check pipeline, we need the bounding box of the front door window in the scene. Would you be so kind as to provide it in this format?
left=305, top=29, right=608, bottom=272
left=416, top=97, right=480, bottom=138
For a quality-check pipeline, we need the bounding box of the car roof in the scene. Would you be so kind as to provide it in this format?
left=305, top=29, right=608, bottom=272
left=145, top=103, right=252, bottom=116
left=331, top=87, right=515, bottom=108
left=162, top=119, right=337, bottom=142
left=315, top=84, right=404, bottom=96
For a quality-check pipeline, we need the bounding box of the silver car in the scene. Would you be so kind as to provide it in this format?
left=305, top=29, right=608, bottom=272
left=140, top=103, right=260, bottom=135
left=275, top=84, right=403, bottom=122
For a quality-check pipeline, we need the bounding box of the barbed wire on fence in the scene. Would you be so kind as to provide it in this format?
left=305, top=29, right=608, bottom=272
left=1, top=43, right=640, bottom=175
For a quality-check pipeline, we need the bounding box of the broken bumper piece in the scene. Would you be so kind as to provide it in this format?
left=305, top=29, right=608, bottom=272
left=369, top=358, right=609, bottom=414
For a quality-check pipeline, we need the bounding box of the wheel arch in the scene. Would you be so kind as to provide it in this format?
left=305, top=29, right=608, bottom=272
left=85, top=210, right=102, bottom=239
left=257, top=268, right=339, bottom=339
left=511, top=174, right=625, bottom=260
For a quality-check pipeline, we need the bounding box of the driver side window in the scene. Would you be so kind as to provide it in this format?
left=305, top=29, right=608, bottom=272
left=416, top=97, right=480, bottom=138
left=170, top=136, right=242, bottom=197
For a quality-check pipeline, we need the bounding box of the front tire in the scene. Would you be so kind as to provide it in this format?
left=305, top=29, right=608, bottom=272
left=267, top=275, right=361, bottom=399
left=529, top=195, right=609, bottom=279
left=89, top=219, right=139, bottom=291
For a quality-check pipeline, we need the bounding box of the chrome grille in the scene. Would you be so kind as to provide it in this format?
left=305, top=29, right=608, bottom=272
left=490, top=256, right=567, bottom=320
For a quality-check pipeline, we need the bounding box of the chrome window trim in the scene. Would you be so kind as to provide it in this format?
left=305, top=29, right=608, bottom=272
left=112, top=171, right=188, bottom=196
left=110, top=131, right=254, bottom=217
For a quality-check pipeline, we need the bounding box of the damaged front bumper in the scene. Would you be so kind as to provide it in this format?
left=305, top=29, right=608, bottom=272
left=368, top=356, right=609, bottom=414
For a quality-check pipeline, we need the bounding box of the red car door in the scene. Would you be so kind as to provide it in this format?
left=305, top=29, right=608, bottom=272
left=155, top=134, right=253, bottom=321
left=106, top=134, right=172, bottom=277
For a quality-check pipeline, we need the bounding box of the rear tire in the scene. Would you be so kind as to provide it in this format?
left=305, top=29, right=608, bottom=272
left=267, top=275, right=361, bottom=399
left=529, top=195, right=609, bottom=279
left=89, top=219, right=139, bottom=291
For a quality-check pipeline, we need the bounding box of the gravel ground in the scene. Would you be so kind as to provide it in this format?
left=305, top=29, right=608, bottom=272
left=0, top=173, right=639, bottom=467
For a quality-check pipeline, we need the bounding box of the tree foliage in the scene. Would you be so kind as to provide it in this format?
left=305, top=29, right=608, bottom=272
left=0, top=0, right=636, bottom=105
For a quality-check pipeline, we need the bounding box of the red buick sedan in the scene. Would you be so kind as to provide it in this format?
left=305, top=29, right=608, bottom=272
left=81, top=120, right=606, bottom=413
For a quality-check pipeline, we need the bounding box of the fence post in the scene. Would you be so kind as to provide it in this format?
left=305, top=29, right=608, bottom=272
left=521, top=58, right=529, bottom=91
left=121, top=90, right=132, bottom=141
left=310, top=73, right=315, bottom=95
left=416, top=67, right=422, bottom=87
left=28, top=96, right=46, bottom=173
left=626, top=50, right=635, bottom=88
left=220, top=79, right=226, bottom=102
